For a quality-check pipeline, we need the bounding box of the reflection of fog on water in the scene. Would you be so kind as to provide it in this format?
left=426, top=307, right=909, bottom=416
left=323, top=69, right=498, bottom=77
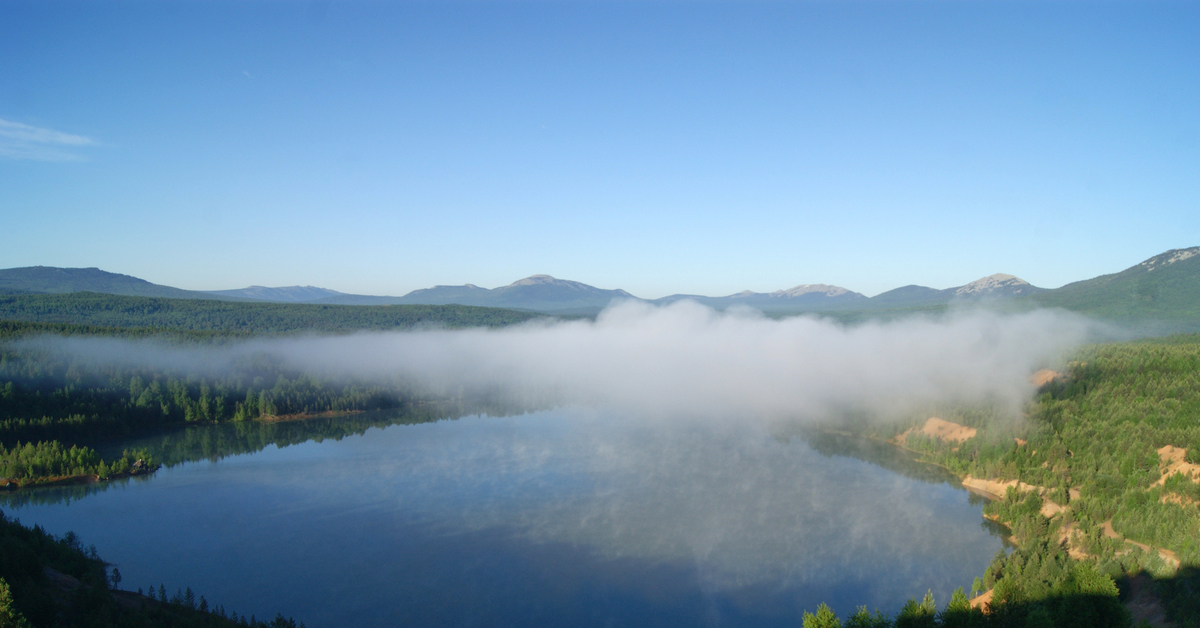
left=6, top=409, right=1005, bottom=627
left=301, top=409, right=1002, bottom=599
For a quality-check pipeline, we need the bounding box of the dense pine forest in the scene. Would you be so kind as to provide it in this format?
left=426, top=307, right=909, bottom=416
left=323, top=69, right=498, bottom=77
left=0, top=293, right=543, bottom=334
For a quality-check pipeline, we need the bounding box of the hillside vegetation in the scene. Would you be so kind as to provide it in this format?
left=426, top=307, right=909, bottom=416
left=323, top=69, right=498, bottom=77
left=0, top=267, right=231, bottom=301
left=1031, top=248, right=1200, bottom=326
left=0, top=509, right=301, bottom=628
left=801, top=334, right=1200, bottom=627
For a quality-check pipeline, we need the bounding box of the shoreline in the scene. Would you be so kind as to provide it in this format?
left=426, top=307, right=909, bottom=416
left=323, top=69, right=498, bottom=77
left=2, top=409, right=371, bottom=491
left=1, top=465, right=160, bottom=491
left=257, top=409, right=365, bottom=424
left=864, top=419, right=1185, bottom=619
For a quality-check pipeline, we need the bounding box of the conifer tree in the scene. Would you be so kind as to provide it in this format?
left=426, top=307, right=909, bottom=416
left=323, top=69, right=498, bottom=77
left=0, top=578, right=30, bottom=628
left=802, top=603, right=842, bottom=628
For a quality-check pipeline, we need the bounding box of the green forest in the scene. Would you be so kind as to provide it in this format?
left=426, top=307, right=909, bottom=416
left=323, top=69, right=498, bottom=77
left=797, top=334, right=1200, bottom=628
left=0, top=317, right=494, bottom=487
left=0, top=316, right=547, bottom=486
left=0, top=293, right=542, bottom=334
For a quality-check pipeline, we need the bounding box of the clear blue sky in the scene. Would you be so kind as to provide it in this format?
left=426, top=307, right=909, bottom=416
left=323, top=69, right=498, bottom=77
left=2, top=1, right=1197, bottom=298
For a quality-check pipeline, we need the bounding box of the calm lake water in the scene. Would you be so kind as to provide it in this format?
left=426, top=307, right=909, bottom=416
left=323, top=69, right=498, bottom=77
left=2, top=408, right=1005, bottom=627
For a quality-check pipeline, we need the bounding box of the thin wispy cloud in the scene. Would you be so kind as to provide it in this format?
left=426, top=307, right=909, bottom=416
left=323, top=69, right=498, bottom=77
left=0, top=118, right=97, bottom=162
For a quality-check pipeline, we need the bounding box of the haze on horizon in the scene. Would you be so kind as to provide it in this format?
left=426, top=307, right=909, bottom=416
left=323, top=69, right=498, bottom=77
left=2, top=1, right=1197, bottom=298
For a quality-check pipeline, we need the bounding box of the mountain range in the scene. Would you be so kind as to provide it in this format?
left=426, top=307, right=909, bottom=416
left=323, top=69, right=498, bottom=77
left=2, top=247, right=1197, bottom=321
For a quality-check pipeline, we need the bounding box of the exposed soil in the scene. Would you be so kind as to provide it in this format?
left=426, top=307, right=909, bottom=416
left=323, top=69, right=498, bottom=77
left=1152, top=446, right=1200, bottom=487
left=921, top=417, right=977, bottom=443
left=1039, top=499, right=1064, bottom=518
left=894, top=417, right=977, bottom=447
left=1161, top=493, right=1198, bottom=507
left=960, top=475, right=1040, bottom=501
left=1102, top=521, right=1180, bottom=570
left=969, top=589, right=992, bottom=611
left=1057, top=523, right=1090, bottom=560
left=1030, top=369, right=1062, bottom=387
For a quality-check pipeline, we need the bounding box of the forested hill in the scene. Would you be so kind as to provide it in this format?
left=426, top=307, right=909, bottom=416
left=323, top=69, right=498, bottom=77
left=0, top=292, right=543, bottom=334
left=1031, top=247, right=1200, bottom=324
left=0, top=508, right=302, bottom=628
left=0, top=266, right=239, bottom=301
left=791, top=334, right=1200, bottom=628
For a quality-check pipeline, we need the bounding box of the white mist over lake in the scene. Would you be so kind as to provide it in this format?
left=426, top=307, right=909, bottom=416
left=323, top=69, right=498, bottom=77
left=6, top=303, right=1092, bottom=625
left=32, top=302, right=1094, bottom=425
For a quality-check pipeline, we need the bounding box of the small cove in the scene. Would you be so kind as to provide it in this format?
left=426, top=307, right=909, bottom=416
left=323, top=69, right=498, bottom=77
left=2, top=408, right=1006, bottom=627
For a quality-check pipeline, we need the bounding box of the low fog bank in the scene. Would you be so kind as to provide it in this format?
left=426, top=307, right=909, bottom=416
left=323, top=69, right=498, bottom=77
left=23, top=301, right=1098, bottom=423
left=284, top=302, right=1092, bottom=421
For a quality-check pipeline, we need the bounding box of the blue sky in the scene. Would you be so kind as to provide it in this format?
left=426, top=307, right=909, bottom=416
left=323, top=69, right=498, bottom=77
left=2, top=1, right=1197, bottom=299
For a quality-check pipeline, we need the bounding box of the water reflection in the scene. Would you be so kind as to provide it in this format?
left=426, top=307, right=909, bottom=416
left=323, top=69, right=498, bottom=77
left=3, top=409, right=1006, bottom=628
left=1, top=402, right=483, bottom=507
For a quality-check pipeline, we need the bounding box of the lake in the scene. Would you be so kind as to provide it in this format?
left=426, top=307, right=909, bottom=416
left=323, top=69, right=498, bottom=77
left=1, top=407, right=1006, bottom=627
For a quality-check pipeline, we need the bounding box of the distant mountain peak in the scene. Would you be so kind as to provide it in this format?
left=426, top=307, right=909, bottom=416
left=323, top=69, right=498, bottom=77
left=246, top=285, right=324, bottom=290
left=505, top=274, right=567, bottom=287
left=1141, top=247, right=1199, bottom=272
left=953, top=274, right=1034, bottom=297
left=771, top=284, right=854, bottom=298
left=205, top=285, right=346, bottom=303
left=500, top=275, right=634, bottom=298
left=428, top=283, right=485, bottom=290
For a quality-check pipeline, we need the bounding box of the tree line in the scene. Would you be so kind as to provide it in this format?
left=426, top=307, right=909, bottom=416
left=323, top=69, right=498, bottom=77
left=0, top=319, right=548, bottom=485
left=0, top=321, right=434, bottom=484
left=0, top=293, right=543, bottom=334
